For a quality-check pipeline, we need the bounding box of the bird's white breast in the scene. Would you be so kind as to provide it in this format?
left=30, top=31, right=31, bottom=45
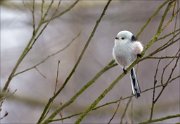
left=113, top=41, right=135, bottom=67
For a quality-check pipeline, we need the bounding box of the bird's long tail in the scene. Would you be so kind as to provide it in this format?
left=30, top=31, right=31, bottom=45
left=130, top=68, right=141, bottom=98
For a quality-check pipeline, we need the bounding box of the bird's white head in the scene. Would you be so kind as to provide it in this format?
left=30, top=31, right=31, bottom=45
left=115, top=30, right=137, bottom=43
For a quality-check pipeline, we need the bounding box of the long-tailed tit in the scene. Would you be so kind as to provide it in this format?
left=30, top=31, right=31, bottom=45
left=112, top=30, right=143, bottom=98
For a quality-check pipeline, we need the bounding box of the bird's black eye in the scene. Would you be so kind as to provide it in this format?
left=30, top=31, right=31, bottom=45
left=121, top=37, right=125, bottom=40
left=115, top=37, right=119, bottom=40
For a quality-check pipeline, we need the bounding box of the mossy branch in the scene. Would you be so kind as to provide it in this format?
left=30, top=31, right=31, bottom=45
left=37, top=0, right=113, bottom=123
left=139, top=113, right=180, bottom=124
left=1, top=0, right=80, bottom=95
left=14, top=32, right=80, bottom=77
left=136, top=0, right=170, bottom=38
left=75, top=1, right=175, bottom=123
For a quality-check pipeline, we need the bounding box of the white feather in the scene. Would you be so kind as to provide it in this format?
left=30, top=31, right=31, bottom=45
left=112, top=30, right=143, bottom=98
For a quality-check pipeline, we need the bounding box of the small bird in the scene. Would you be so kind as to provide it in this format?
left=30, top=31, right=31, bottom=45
left=112, top=30, right=143, bottom=98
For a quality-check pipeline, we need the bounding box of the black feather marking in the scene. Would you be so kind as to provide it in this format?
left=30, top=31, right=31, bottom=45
left=131, top=68, right=140, bottom=98
left=131, top=35, right=137, bottom=41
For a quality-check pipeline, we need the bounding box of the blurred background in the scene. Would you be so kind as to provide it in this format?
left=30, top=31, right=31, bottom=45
left=1, top=0, right=180, bottom=123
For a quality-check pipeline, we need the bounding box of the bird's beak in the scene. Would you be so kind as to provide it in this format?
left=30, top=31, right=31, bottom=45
left=131, top=35, right=137, bottom=41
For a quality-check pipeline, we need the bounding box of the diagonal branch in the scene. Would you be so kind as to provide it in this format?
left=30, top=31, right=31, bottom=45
left=32, top=0, right=36, bottom=35
left=14, top=33, right=80, bottom=77
left=107, top=97, right=122, bottom=124
left=136, top=0, right=170, bottom=38
left=49, top=74, right=179, bottom=122
left=54, top=60, right=61, bottom=95
left=37, top=0, right=113, bottom=123
left=2, top=0, right=80, bottom=94
left=41, top=0, right=45, bottom=19
left=43, top=0, right=80, bottom=23
left=120, top=97, right=132, bottom=124
left=139, top=113, right=180, bottom=124
left=75, top=1, right=175, bottom=123
left=149, top=59, right=161, bottom=120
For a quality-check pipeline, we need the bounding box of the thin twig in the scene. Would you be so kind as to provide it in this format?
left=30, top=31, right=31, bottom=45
left=2, top=0, right=79, bottom=95
left=155, top=37, right=180, bottom=57
left=22, top=0, right=32, bottom=12
left=154, top=53, right=180, bottom=103
left=145, top=56, right=179, bottom=59
left=139, top=0, right=180, bottom=63
left=14, top=33, right=80, bottom=77
left=136, top=0, right=170, bottom=38
left=41, top=0, right=45, bottom=19
left=149, top=59, right=161, bottom=120
left=160, top=49, right=179, bottom=85
left=51, top=0, right=62, bottom=18
left=139, top=113, right=180, bottom=124
left=54, top=60, right=61, bottom=95
left=42, top=0, right=54, bottom=21
left=49, top=75, right=179, bottom=122
left=32, top=0, right=36, bottom=35
left=155, top=28, right=180, bottom=42
left=172, top=0, right=177, bottom=16
left=2, top=0, right=43, bottom=92
left=162, top=8, right=180, bottom=30
left=35, top=67, right=47, bottom=79
left=140, top=31, right=180, bottom=61
left=75, top=1, right=174, bottom=123
left=42, top=60, right=116, bottom=124
left=38, top=0, right=113, bottom=122
left=43, top=0, right=80, bottom=23
left=149, top=48, right=179, bottom=120
left=142, top=0, right=173, bottom=54
left=120, top=97, right=132, bottom=124
left=0, top=89, right=17, bottom=102
left=107, top=97, right=122, bottom=124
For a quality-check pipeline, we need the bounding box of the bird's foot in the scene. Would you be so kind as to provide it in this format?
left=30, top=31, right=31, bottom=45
left=137, top=54, right=142, bottom=58
left=123, top=68, right=127, bottom=74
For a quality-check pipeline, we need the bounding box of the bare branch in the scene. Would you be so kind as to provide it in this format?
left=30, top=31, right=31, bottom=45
left=14, top=32, right=80, bottom=77
left=0, top=89, right=17, bottom=102
left=136, top=0, right=170, bottom=38
left=42, top=0, right=54, bottom=20
left=142, top=0, right=174, bottom=54
left=107, top=97, right=122, bottom=124
left=31, top=0, right=36, bottom=35
left=43, top=0, right=80, bottom=23
left=75, top=1, right=175, bottom=123
left=145, top=56, right=179, bottom=59
left=160, top=50, right=180, bottom=85
left=38, top=0, right=113, bottom=123
left=54, top=60, right=61, bottom=95
left=162, top=8, right=180, bottom=30
left=49, top=75, right=179, bottom=122
left=149, top=47, right=179, bottom=120
left=2, top=0, right=179, bottom=123
left=35, top=67, right=47, bottom=79
left=141, top=36, right=180, bottom=61
left=1, top=0, right=80, bottom=94
left=149, top=59, right=161, bottom=120
left=22, top=0, right=32, bottom=12
left=42, top=61, right=116, bottom=123
left=41, top=0, right=45, bottom=19
left=120, top=97, right=132, bottom=124
left=139, top=113, right=180, bottom=124
left=52, top=0, right=62, bottom=18
left=154, top=52, right=180, bottom=103
left=156, top=28, right=180, bottom=42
